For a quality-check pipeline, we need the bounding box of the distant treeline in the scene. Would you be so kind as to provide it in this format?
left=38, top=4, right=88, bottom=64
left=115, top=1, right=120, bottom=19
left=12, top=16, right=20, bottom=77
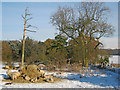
left=2, top=36, right=107, bottom=68
left=100, top=49, right=120, bottom=56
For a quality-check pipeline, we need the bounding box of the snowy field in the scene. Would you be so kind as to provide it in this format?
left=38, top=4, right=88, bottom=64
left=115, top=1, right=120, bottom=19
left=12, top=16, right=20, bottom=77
left=0, top=62, right=120, bottom=89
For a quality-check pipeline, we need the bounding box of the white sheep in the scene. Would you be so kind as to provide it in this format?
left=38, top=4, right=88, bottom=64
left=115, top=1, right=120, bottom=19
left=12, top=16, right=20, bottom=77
left=7, top=70, right=21, bottom=80
left=37, top=68, right=45, bottom=76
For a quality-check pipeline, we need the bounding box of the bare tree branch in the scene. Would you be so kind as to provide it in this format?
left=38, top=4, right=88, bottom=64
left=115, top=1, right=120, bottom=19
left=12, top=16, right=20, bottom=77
left=26, top=29, right=36, bottom=32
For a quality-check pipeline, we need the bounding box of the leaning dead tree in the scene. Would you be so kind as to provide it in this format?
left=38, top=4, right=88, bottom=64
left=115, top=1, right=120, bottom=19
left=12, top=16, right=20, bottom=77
left=21, top=7, right=37, bottom=68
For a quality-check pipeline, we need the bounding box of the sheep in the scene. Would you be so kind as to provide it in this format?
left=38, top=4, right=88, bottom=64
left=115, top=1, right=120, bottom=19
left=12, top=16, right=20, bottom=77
left=5, top=65, right=9, bottom=69
left=7, top=70, right=21, bottom=80
left=30, top=78, right=38, bottom=82
left=7, top=70, right=12, bottom=77
left=10, top=73, right=17, bottom=80
left=44, top=75, right=53, bottom=79
left=22, top=74, right=31, bottom=81
left=37, top=68, right=45, bottom=77
left=44, top=75, right=54, bottom=82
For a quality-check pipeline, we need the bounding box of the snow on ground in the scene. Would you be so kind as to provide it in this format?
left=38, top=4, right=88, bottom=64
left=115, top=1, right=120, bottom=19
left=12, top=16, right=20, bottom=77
left=0, top=62, right=120, bottom=89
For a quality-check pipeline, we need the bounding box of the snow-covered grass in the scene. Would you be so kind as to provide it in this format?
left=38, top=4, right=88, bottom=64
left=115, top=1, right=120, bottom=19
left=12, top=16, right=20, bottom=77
left=0, top=62, right=119, bottom=89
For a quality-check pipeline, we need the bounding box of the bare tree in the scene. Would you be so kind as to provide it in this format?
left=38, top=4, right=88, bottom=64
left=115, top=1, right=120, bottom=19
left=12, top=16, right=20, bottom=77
left=21, top=7, right=37, bottom=68
left=50, top=2, right=114, bottom=67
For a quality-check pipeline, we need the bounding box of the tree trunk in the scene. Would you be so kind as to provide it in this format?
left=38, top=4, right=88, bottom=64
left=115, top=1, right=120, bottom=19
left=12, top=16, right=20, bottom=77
left=85, top=47, right=88, bottom=67
left=81, top=39, right=86, bottom=67
left=21, top=14, right=27, bottom=68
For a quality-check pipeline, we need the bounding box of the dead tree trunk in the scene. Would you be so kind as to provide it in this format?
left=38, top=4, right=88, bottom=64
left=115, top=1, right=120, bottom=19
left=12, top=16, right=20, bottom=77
left=21, top=7, right=37, bottom=68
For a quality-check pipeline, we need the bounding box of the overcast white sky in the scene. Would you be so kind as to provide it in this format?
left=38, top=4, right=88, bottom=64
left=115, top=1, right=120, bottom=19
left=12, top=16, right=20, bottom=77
left=100, top=37, right=119, bottom=49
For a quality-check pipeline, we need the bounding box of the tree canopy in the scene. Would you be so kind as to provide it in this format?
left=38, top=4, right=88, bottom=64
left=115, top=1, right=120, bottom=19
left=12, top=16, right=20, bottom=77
left=50, top=2, right=114, bottom=67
